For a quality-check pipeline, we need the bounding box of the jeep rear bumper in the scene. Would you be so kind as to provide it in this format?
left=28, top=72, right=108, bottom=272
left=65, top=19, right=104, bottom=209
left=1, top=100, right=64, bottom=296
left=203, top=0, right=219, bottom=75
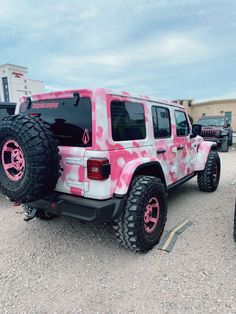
left=26, top=193, right=126, bottom=222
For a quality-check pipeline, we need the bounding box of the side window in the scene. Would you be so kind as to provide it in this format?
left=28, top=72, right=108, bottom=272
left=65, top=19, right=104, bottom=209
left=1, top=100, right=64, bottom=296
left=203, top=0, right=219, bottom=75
left=152, top=106, right=171, bottom=138
left=174, top=110, right=190, bottom=136
left=111, top=100, right=146, bottom=141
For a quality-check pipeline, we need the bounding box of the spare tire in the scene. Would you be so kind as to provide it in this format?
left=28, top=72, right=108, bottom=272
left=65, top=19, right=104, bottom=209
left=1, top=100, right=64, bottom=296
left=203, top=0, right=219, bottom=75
left=0, top=115, right=61, bottom=203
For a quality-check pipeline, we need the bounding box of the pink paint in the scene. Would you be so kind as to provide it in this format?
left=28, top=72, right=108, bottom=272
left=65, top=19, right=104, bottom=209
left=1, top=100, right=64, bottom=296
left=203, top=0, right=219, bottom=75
left=82, top=129, right=90, bottom=145
left=2, top=140, right=25, bottom=181
left=32, top=102, right=59, bottom=109
left=144, top=197, right=160, bottom=233
left=96, top=126, right=103, bottom=139
left=70, top=187, right=83, bottom=196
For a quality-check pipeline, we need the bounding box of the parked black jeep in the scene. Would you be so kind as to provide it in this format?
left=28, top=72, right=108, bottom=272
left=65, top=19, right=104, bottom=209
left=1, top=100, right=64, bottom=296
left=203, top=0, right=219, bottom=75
left=0, top=102, right=16, bottom=120
left=197, top=115, right=233, bottom=152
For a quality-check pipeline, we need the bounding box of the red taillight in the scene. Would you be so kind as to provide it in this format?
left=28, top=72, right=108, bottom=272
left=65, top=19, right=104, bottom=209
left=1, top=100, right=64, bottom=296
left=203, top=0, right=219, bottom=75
left=87, top=158, right=110, bottom=180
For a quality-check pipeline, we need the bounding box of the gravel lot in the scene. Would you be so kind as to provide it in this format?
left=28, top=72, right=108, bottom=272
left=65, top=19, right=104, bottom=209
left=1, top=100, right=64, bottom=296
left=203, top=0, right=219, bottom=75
left=0, top=148, right=236, bottom=314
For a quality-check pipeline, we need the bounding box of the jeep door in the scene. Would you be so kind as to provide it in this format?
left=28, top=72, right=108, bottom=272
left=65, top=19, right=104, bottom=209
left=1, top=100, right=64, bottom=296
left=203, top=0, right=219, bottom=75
left=173, top=109, right=196, bottom=179
left=152, top=104, right=177, bottom=185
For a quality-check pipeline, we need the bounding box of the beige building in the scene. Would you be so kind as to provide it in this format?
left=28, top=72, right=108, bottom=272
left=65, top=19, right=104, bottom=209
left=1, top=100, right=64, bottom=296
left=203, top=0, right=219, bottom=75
left=182, top=99, right=236, bottom=130
left=0, top=63, right=44, bottom=104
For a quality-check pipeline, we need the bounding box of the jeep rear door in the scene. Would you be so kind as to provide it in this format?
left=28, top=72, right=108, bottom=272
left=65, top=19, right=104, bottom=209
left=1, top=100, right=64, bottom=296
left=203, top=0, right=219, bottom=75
left=19, top=92, right=92, bottom=197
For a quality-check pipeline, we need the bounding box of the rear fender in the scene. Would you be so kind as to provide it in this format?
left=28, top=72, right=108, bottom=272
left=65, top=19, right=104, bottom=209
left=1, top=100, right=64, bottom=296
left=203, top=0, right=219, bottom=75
left=195, top=141, right=217, bottom=171
left=114, top=158, right=166, bottom=195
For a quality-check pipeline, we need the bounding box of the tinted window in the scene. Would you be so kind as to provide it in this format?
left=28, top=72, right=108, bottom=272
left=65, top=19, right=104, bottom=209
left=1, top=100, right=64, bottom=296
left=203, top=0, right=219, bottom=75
left=198, top=117, right=225, bottom=126
left=20, top=96, right=92, bottom=147
left=152, top=106, right=171, bottom=138
left=111, top=100, right=146, bottom=141
left=175, top=110, right=190, bottom=136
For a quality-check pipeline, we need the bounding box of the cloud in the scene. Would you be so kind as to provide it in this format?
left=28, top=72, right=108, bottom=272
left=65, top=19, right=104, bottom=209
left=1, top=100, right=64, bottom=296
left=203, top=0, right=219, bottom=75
left=0, top=0, right=236, bottom=100
left=44, top=33, right=210, bottom=81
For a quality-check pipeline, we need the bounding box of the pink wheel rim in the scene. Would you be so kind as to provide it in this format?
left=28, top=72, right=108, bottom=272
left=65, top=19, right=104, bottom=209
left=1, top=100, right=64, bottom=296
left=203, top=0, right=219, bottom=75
left=1, top=140, right=25, bottom=181
left=144, top=197, right=160, bottom=234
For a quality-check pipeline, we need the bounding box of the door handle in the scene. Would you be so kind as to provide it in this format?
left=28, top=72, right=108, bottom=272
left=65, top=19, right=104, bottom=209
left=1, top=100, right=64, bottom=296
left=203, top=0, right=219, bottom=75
left=177, top=145, right=184, bottom=150
left=157, top=149, right=166, bottom=154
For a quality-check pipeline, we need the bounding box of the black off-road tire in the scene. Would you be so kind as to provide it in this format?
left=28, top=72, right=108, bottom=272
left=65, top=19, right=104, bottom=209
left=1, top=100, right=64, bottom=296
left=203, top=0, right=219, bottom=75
left=228, top=136, right=233, bottom=147
left=113, top=176, right=167, bottom=253
left=0, top=115, right=61, bottom=203
left=197, top=150, right=221, bottom=192
left=219, top=137, right=229, bottom=152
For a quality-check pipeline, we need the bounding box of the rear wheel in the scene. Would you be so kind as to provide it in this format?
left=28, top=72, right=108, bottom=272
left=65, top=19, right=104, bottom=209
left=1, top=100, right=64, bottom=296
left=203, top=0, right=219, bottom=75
left=0, top=115, right=61, bottom=203
left=113, top=176, right=167, bottom=253
left=197, top=151, right=221, bottom=192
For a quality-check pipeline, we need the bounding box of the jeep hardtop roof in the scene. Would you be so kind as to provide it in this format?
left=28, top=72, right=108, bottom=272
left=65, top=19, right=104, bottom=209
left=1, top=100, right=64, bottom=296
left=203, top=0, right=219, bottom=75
left=199, top=115, right=225, bottom=119
left=20, top=88, right=184, bottom=109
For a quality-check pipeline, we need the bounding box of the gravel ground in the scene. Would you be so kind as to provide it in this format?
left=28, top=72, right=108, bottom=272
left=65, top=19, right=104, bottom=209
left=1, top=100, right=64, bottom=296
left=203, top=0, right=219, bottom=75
left=0, top=148, right=236, bottom=314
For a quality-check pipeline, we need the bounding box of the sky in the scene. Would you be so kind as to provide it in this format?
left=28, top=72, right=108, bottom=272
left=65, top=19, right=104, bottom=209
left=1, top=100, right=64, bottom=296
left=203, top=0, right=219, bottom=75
left=0, top=0, right=236, bottom=101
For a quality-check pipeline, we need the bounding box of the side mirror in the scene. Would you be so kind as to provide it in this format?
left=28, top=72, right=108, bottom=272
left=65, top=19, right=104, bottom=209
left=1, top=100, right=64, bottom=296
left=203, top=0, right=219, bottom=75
left=191, top=124, right=202, bottom=138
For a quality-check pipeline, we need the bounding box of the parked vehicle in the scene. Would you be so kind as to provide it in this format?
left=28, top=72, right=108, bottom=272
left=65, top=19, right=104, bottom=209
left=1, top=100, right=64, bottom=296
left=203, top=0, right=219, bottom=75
left=0, top=102, right=16, bottom=120
left=0, top=89, right=221, bottom=252
left=197, top=115, right=233, bottom=152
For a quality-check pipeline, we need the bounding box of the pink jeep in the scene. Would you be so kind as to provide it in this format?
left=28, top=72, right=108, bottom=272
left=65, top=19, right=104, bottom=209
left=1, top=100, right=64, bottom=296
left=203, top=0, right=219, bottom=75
left=0, top=88, right=221, bottom=252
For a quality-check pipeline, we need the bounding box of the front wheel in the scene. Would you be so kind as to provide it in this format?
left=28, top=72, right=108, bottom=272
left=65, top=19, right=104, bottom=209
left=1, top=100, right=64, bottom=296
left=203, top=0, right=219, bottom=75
left=197, top=150, right=221, bottom=192
left=113, top=176, right=167, bottom=253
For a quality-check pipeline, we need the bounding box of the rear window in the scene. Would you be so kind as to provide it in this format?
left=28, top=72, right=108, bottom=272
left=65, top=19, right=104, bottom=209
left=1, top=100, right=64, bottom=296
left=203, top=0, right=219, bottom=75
left=20, top=95, right=92, bottom=147
left=111, top=100, right=146, bottom=141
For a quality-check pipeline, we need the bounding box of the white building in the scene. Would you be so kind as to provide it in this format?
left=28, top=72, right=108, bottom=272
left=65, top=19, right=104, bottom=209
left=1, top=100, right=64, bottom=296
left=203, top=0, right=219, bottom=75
left=0, top=63, right=44, bottom=104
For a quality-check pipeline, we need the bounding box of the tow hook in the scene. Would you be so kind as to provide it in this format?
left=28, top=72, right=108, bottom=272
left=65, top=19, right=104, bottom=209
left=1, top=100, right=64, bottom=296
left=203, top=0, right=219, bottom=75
left=23, top=206, right=38, bottom=221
